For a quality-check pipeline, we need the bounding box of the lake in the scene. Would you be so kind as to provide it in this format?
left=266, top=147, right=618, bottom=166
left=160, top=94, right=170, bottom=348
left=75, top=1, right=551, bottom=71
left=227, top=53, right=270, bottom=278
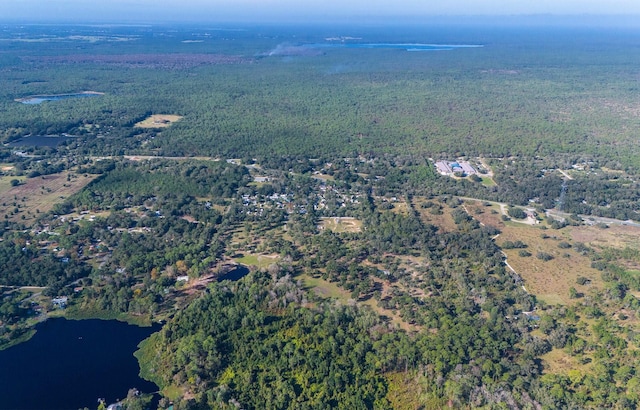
left=0, top=318, right=160, bottom=410
left=16, top=92, right=103, bottom=105
left=8, top=135, right=76, bottom=148
left=310, top=43, right=483, bottom=51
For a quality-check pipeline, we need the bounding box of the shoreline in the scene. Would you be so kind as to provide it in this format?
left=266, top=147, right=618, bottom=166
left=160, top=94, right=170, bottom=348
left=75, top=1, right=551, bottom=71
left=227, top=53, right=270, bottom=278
left=14, top=91, right=105, bottom=103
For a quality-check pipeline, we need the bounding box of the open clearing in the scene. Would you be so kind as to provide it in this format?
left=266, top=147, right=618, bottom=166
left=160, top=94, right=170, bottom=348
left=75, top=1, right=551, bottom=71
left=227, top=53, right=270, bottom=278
left=412, top=197, right=458, bottom=233
left=234, top=253, right=279, bottom=269
left=0, top=172, right=96, bottom=223
left=480, top=176, right=497, bottom=186
left=463, top=199, right=614, bottom=305
left=570, top=224, right=640, bottom=251
left=318, top=217, right=362, bottom=233
left=134, top=114, right=183, bottom=128
left=301, top=274, right=415, bottom=331
left=0, top=175, right=26, bottom=194
left=540, top=348, right=592, bottom=375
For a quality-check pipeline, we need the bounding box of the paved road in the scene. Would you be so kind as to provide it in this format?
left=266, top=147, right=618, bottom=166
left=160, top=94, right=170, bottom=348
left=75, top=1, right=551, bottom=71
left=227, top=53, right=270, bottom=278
left=546, top=209, right=640, bottom=228
left=456, top=196, right=538, bottom=225
left=456, top=195, right=640, bottom=228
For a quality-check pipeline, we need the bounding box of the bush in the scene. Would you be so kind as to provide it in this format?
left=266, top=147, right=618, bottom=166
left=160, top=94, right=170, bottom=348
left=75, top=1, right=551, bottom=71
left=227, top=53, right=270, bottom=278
left=574, top=242, right=590, bottom=255
left=576, top=276, right=590, bottom=285
left=503, top=240, right=527, bottom=250
left=536, top=252, right=554, bottom=261
left=550, top=219, right=568, bottom=229
left=507, top=207, right=526, bottom=219
left=518, top=250, right=532, bottom=257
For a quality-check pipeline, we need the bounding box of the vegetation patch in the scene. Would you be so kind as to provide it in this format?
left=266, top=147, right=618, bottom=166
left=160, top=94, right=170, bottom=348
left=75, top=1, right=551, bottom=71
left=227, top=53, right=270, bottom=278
left=385, top=372, right=426, bottom=409
left=65, top=306, right=153, bottom=327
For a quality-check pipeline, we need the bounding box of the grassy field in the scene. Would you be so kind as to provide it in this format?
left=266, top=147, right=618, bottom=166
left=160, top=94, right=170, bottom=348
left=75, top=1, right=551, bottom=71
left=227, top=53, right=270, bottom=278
left=0, top=172, right=96, bottom=224
left=311, top=173, right=335, bottom=182
left=540, top=348, right=592, bottom=375
left=387, top=200, right=410, bottom=216
left=0, top=174, right=26, bottom=194
left=462, top=199, right=640, bottom=306
left=412, top=197, right=458, bottom=233
left=464, top=199, right=606, bottom=305
left=161, top=385, right=184, bottom=402
left=301, top=274, right=348, bottom=300
left=570, top=224, right=640, bottom=252
left=234, top=253, right=279, bottom=269
left=502, top=228, right=602, bottom=305
left=300, top=273, right=415, bottom=331
left=134, top=114, right=183, bottom=128
left=480, top=176, right=497, bottom=187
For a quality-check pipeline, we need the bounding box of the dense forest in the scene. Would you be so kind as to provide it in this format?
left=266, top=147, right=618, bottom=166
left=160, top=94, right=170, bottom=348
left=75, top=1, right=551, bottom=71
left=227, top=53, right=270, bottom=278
left=1, top=23, right=640, bottom=409
left=1, top=25, right=640, bottom=168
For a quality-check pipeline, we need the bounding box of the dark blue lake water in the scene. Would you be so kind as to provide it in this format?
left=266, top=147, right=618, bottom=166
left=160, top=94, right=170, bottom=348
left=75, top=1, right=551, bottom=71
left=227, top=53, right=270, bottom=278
left=8, top=135, right=76, bottom=147
left=310, top=43, right=483, bottom=51
left=0, top=318, right=160, bottom=410
left=18, top=93, right=103, bottom=105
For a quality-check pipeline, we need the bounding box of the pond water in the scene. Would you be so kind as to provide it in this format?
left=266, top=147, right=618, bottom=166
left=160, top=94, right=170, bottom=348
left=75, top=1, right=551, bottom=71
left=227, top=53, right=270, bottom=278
left=0, top=318, right=160, bottom=410
left=8, top=135, right=76, bottom=148
left=17, top=92, right=103, bottom=105
left=217, top=265, right=250, bottom=282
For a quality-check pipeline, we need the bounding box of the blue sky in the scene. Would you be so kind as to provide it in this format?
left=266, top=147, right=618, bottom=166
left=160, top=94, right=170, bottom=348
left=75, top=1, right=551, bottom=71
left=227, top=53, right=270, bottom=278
left=2, top=0, right=640, bottom=23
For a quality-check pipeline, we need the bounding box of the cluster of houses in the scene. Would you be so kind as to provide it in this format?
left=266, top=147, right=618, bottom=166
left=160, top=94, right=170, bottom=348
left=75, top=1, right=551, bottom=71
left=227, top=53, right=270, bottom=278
left=241, top=192, right=295, bottom=217
left=239, top=182, right=361, bottom=217
left=314, top=184, right=360, bottom=211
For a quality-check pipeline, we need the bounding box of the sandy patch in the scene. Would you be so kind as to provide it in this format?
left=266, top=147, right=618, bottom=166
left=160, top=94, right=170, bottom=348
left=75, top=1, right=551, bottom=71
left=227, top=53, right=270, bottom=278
left=134, top=114, right=183, bottom=128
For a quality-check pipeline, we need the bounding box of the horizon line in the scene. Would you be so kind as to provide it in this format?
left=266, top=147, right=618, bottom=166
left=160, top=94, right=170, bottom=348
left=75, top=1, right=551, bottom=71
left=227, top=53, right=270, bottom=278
left=2, top=13, right=640, bottom=26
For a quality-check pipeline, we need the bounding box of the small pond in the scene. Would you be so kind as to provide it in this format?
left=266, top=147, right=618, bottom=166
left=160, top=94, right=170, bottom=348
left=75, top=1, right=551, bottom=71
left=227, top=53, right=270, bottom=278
left=217, top=265, right=250, bottom=282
